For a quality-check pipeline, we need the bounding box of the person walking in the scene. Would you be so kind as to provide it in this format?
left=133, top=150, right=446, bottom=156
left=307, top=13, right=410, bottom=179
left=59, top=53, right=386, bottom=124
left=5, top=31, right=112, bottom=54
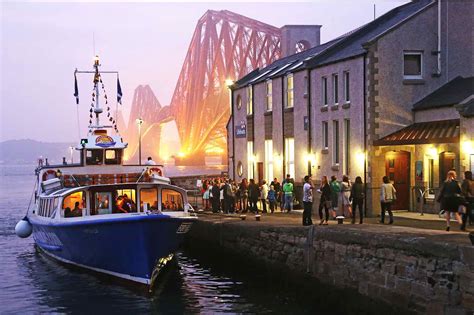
left=268, top=185, right=277, bottom=213
left=341, top=175, right=352, bottom=218
left=350, top=176, right=365, bottom=224
left=271, top=178, right=281, bottom=212
left=282, top=175, right=294, bottom=213
left=318, top=176, right=331, bottom=225
left=302, top=175, right=313, bottom=226
left=248, top=179, right=259, bottom=213
left=260, top=180, right=269, bottom=213
left=329, top=176, right=340, bottom=219
left=461, top=171, right=474, bottom=230
left=380, top=176, right=396, bottom=224
left=437, top=170, right=463, bottom=231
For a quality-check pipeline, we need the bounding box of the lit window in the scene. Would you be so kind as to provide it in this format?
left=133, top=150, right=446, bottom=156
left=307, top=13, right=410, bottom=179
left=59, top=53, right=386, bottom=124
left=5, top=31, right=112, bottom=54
left=333, top=74, right=339, bottom=104
left=247, top=85, right=253, bottom=115
left=286, top=74, right=294, bottom=108
left=86, top=150, right=103, bottom=165
left=344, top=119, right=350, bottom=174
left=428, top=159, right=435, bottom=196
left=322, top=77, right=328, bottom=106
left=265, top=140, right=273, bottom=182
left=236, top=95, right=242, bottom=110
left=403, top=52, right=423, bottom=79
left=285, top=138, right=295, bottom=179
left=105, top=149, right=121, bottom=165
left=94, top=192, right=112, bottom=215
left=333, top=120, right=339, bottom=165
left=247, top=141, right=254, bottom=179
left=237, top=161, right=243, bottom=177
left=140, top=188, right=158, bottom=211
left=322, top=121, right=329, bottom=149
left=162, top=189, right=184, bottom=211
left=266, top=80, right=273, bottom=111
left=115, top=189, right=137, bottom=213
left=63, top=191, right=85, bottom=218
left=343, top=71, right=350, bottom=103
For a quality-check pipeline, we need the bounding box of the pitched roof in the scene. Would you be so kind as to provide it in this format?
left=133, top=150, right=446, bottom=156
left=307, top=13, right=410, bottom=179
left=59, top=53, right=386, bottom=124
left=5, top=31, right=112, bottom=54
left=458, top=99, right=474, bottom=117
left=412, top=76, right=474, bottom=111
left=233, top=0, right=434, bottom=89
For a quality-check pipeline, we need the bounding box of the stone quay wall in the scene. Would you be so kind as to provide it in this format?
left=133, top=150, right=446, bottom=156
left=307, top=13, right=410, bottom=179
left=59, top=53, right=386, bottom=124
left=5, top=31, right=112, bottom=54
left=188, top=218, right=474, bottom=314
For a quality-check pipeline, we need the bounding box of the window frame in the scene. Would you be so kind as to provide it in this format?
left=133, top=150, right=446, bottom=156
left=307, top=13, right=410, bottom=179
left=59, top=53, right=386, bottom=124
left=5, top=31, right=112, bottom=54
left=286, top=74, right=294, bottom=108
left=343, top=71, right=350, bottom=103
left=160, top=187, right=185, bottom=212
left=266, top=80, right=273, bottom=112
left=247, top=141, right=254, bottom=179
left=333, top=73, right=339, bottom=104
left=285, top=137, right=295, bottom=179
left=333, top=120, right=339, bottom=165
left=344, top=119, right=350, bottom=174
left=236, top=94, right=242, bottom=110
left=247, top=85, right=253, bottom=115
left=322, top=77, right=328, bottom=106
left=403, top=51, right=423, bottom=79
left=264, top=139, right=273, bottom=183
left=322, top=121, right=329, bottom=149
left=139, top=187, right=158, bottom=212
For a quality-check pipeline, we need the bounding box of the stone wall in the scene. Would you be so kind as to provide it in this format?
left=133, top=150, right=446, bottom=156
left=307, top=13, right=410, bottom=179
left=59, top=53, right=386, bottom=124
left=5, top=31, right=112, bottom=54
left=188, top=218, right=474, bottom=314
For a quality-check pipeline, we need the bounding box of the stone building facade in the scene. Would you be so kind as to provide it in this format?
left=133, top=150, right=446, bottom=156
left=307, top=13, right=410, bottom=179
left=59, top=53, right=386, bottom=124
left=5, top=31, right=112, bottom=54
left=227, top=0, right=473, bottom=214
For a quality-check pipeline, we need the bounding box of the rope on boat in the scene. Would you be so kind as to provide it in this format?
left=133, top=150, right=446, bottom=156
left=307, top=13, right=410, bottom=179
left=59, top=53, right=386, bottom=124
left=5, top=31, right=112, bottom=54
left=25, top=180, right=37, bottom=218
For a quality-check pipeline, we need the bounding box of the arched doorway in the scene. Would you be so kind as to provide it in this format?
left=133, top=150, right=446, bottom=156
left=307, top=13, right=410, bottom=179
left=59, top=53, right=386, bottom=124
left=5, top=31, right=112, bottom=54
left=385, top=151, right=410, bottom=210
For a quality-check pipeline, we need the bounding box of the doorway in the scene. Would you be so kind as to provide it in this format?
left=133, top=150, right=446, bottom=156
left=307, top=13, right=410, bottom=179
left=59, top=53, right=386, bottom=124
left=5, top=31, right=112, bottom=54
left=257, top=162, right=264, bottom=184
left=385, top=151, right=410, bottom=210
left=439, top=152, right=456, bottom=184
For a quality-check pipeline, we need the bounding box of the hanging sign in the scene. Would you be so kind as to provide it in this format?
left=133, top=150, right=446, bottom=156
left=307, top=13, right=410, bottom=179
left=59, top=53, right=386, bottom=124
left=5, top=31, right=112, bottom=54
left=235, top=120, right=246, bottom=138
left=95, top=135, right=116, bottom=147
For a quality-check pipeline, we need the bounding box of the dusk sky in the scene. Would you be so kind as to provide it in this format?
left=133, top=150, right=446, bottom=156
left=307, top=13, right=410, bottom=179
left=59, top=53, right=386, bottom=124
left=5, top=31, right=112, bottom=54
left=1, top=0, right=408, bottom=144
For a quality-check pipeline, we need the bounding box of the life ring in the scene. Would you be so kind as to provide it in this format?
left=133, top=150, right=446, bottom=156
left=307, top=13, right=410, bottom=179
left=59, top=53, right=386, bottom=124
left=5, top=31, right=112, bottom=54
left=42, top=169, right=57, bottom=181
left=148, top=167, right=162, bottom=177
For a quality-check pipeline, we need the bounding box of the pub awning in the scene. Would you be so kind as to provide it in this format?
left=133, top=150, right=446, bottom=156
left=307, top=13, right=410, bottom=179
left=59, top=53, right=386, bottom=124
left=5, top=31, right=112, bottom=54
left=373, top=119, right=460, bottom=146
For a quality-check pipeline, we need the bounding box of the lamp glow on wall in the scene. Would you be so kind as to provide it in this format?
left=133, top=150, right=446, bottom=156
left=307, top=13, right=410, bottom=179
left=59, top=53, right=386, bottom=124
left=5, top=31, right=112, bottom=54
left=355, top=150, right=366, bottom=172
left=462, top=140, right=474, bottom=155
left=427, top=146, right=438, bottom=158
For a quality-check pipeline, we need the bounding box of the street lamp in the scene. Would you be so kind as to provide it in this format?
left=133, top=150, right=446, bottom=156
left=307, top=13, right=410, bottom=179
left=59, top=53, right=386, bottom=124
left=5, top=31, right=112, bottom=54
left=69, top=146, right=74, bottom=164
left=136, top=118, right=144, bottom=165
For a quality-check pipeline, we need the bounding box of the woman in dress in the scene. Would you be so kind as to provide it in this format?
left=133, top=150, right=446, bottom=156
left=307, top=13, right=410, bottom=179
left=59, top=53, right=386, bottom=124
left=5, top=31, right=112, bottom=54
left=318, top=176, right=331, bottom=225
left=437, top=170, right=463, bottom=231
left=341, top=175, right=352, bottom=218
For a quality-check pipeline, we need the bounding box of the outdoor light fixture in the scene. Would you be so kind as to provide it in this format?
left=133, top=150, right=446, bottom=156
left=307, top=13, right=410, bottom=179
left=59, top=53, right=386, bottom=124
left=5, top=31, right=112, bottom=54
left=136, top=118, right=144, bottom=165
left=427, top=147, right=438, bottom=158
left=94, top=55, right=100, bottom=66
left=225, top=79, right=234, bottom=87
left=462, top=140, right=474, bottom=155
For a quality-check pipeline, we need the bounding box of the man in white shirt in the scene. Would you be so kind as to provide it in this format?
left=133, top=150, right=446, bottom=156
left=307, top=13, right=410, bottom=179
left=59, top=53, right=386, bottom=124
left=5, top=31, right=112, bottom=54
left=303, top=175, right=313, bottom=226
left=145, top=156, right=156, bottom=165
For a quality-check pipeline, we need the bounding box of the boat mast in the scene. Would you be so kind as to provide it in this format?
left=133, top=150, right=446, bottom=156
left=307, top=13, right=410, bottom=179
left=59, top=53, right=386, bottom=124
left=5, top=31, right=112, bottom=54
left=91, top=55, right=103, bottom=134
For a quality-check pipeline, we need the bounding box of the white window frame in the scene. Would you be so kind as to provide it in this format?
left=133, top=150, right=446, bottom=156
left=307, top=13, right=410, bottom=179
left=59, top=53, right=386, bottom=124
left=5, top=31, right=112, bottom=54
left=322, top=121, right=329, bottom=149
left=344, top=119, right=350, bottom=174
left=247, top=141, right=254, bottom=179
left=285, top=138, right=295, bottom=179
left=333, top=120, right=339, bottom=165
left=333, top=73, right=339, bottom=104
left=343, top=71, right=350, bottom=103
left=403, top=51, right=423, bottom=79
left=264, top=140, right=273, bottom=182
left=286, top=74, right=294, bottom=108
left=322, top=77, right=328, bottom=106
left=247, top=85, right=253, bottom=115
left=266, top=80, right=273, bottom=111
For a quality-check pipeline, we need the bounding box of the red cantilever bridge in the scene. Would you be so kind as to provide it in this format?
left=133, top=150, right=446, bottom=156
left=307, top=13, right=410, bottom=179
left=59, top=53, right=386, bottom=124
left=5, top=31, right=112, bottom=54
left=123, top=10, right=282, bottom=165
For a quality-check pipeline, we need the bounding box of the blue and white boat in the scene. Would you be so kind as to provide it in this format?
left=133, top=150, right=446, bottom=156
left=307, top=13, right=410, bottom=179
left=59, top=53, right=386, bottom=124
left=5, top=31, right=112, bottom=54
left=15, top=57, right=197, bottom=288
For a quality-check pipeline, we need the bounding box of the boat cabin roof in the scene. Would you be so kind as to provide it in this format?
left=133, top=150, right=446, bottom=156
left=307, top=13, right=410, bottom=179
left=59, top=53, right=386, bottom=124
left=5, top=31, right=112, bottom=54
left=76, top=132, right=127, bottom=150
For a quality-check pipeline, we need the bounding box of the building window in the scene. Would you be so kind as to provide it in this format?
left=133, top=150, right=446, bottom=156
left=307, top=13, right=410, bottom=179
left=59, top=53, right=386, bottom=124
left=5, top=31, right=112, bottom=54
left=333, top=120, right=339, bottom=165
left=344, top=119, right=350, bottom=174
left=322, top=121, right=328, bottom=149
left=266, top=80, right=273, bottom=111
left=343, top=71, right=350, bottom=103
left=428, top=158, right=435, bottom=195
left=322, top=77, right=328, bottom=106
left=247, top=85, right=253, bottom=115
left=333, top=74, right=339, bottom=104
left=303, top=75, right=308, bottom=96
left=286, top=74, right=294, bottom=108
left=264, top=140, right=273, bottom=182
left=403, top=52, right=423, bottom=79
left=237, top=161, right=243, bottom=177
left=236, top=95, right=242, bottom=110
left=247, top=141, right=254, bottom=179
left=285, top=138, right=295, bottom=179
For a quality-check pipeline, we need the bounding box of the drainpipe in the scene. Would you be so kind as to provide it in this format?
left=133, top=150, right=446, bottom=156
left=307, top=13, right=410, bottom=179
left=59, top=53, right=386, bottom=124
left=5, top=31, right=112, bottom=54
left=307, top=69, right=312, bottom=176
left=437, top=0, right=442, bottom=76
left=363, top=55, right=368, bottom=218
left=281, top=76, right=286, bottom=177
left=252, top=85, right=255, bottom=178
left=231, top=87, right=235, bottom=181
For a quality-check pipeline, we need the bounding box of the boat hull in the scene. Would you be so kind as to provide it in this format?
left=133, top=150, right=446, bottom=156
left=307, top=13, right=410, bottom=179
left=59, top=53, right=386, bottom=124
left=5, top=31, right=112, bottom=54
left=29, top=214, right=196, bottom=285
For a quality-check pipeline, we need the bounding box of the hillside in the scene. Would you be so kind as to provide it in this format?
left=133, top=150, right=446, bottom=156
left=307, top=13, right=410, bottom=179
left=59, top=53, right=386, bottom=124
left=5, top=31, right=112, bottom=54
left=0, top=139, right=76, bottom=164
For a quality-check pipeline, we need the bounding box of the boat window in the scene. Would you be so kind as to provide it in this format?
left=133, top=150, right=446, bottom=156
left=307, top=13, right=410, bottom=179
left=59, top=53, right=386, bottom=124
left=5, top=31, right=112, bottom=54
left=105, top=149, right=122, bottom=165
left=140, top=188, right=158, bottom=211
left=94, top=192, right=112, bottom=215
left=115, top=189, right=137, bottom=213
left=63, top=191, right=84, bottom=218
left=86, top=149, right=104, bottom=165
left=161, top=189, right=184, bottom=211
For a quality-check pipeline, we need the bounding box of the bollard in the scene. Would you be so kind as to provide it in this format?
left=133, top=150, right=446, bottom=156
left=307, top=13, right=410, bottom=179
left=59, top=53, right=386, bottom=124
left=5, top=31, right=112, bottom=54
left=240, top=215, right=246, bottom=220
left=336, top=215, right=345, bottom=224
left=255, top=215, right=261, bottom=221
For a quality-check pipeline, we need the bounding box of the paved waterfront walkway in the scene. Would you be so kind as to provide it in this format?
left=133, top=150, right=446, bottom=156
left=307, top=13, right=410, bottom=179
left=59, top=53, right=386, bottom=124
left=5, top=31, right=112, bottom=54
left=195, top=209, right=473, bottom=246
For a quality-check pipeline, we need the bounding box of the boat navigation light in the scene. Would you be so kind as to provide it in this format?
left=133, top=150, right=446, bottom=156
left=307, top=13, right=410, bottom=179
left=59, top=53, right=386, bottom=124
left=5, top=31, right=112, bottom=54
left=94, top=55, right=100, bottom=66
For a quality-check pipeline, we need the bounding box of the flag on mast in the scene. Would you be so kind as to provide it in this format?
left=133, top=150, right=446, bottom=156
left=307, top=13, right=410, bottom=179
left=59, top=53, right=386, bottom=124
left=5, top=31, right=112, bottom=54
left=117, top=76, right=123, bottom=104
left=74, top=72, right=79, bottom=104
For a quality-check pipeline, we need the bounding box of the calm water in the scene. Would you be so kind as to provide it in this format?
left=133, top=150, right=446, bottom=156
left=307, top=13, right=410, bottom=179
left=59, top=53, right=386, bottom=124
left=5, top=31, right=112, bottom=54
left=0, top=165, right=336, bottom=314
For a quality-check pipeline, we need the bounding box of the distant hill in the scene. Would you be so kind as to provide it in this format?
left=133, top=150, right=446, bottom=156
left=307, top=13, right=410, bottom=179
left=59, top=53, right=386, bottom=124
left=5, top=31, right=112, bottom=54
left=0, top=139, right=76, bottom=164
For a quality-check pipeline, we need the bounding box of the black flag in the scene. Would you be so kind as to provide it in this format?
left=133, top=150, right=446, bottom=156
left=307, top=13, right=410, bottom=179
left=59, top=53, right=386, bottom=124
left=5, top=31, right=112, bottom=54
left=74, top=72, right=79, bottom=104
left=117, top=76, right=123, bottom=105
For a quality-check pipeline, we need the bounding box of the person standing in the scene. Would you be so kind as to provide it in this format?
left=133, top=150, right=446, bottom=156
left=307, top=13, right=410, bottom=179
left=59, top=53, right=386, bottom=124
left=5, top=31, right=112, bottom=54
left=271, top=178, right=281, bottom=212
left=211, top=179, right=220, bottom=213
left=350, top=176, right=365, bottom=224
left=145, top=156, right=156, bottom=165
left=223, top=179, right=233, bottom=214
left=341, top=175, right=352, bottom=218
left=380, top=176, right=396, bottom=224
left=248, top=179, right=259, bottom=213
left=260, top=180, right=269, bottom=213
left=240, top=178, right=249, bottom=213
left=318, top=176, right=331, bottom=225
left=438, top=170, right=463, bottom=231
left=329, top=176, right=340, bottom=219
left=302, top=175, right=313, bottom=226
left=268, top=185, right=277, bottom=213
left=282, top=175, right=294, bottom=213
left=461, top=171, right=474, bottom=230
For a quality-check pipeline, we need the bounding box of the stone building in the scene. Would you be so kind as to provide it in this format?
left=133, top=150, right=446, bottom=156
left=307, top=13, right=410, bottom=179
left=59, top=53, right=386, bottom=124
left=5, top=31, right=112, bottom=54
left=227, top=0, right=473, bottom=214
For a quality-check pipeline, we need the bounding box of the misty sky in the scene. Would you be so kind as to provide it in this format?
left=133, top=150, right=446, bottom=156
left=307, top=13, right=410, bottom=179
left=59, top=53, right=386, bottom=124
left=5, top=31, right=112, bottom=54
left=0, top=0, right=408, bottom=144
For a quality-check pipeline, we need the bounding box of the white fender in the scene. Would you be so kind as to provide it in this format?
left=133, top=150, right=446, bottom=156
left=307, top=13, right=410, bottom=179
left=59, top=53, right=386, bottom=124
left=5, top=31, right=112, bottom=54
left=15, top=217, right=32, bottom=238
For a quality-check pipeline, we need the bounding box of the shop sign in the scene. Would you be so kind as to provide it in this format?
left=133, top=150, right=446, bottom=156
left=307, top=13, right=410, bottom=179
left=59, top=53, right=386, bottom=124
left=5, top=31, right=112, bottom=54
left=235, top=120, right=246, bottom=138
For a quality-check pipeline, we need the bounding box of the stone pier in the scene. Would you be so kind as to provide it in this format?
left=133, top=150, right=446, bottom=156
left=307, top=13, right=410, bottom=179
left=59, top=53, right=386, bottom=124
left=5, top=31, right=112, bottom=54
left=187, top=214, right=474, bottom=314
